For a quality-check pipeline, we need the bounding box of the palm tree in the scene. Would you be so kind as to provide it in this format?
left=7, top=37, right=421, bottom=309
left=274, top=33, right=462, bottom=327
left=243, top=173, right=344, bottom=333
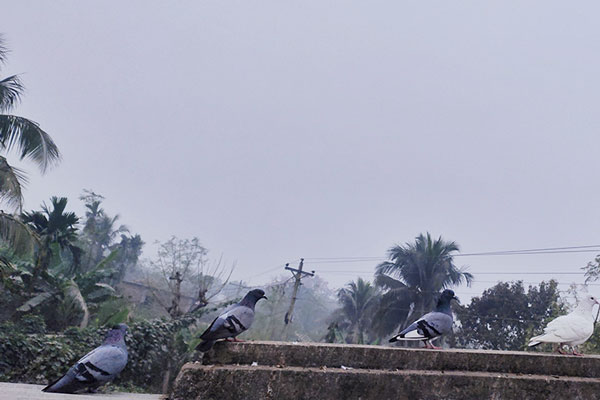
left=336, top=278, right=380, bottom=344
left=0, top=36, right=60, bottom=212
left=21, top=196, right=82, bottom=280
left=374, top=233, right=473, bottom=337
left=79, top=190, right=128, bottom=272
left=11, top=197, right=120, bottom=329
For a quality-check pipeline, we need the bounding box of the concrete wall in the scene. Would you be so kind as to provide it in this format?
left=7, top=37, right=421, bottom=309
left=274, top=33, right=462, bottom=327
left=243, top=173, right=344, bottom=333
left=172, top=341, right=600, bottom=400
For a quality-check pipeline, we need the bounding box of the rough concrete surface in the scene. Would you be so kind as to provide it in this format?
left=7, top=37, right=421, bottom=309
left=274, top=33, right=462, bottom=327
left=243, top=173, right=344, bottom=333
left=0, top=383, right=163, bottom=400
left=173, top=364, right=600, bottom=400
left=172, top=341, right=600, bottom=400
left=202, top=340, right=600, bottom=378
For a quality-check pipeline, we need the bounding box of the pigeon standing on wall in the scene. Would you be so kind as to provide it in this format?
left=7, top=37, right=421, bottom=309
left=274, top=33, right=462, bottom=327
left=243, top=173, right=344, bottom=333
left=42, top=324, right=129, bottom=393
left=196, top=289, right=267, bottom=352
left=389, top=289, right=459, bottom=349
left=528, top=294, right=599, bottom=355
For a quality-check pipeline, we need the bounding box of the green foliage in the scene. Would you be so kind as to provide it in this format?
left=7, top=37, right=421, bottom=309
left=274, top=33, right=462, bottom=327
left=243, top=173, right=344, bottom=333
left=0, top=36, right=60, bottom=213
left=0, top=313, right=203, bottom=392
left=243, top=276, right=337, bottom=342
left=374, top=233, right=472, bottom=337
left=452, top=280, right=563, bottom=350
left=335, top=278, right=380, bottom=344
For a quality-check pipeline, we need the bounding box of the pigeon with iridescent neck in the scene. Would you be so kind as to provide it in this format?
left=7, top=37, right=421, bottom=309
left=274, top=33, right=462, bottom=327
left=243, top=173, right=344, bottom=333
left=42, top=324, right=129, bottom=393
left=196, top=289, right=267, bottom=352
left=389, top=289, right=459, bottom=349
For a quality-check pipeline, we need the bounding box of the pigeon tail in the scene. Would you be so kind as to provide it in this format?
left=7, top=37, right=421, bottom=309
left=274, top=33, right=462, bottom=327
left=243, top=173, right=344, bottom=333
left=196, top=339, right=216, bottom=352
left=528, top=332, right=563, bottom=345
left=42, top=375, right=85, bottom=394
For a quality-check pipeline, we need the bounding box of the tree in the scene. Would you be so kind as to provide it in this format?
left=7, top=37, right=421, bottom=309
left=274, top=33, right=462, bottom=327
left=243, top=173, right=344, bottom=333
left=374, top=233, right=473, bottom=337
left=110, top=233, right=144, bottom=284
left=0, top=36, right=60, bottom=212
left=335, top=278, right=380, bottom=344
left=241, top=275, right=338, bottom=342
left=79, top=190, right=129, bottom=273
left=21, top=197, right=82, bottom=281
left=452, top=280, right=562, bottom=350
left=1, top=197, right=122, bottom=330
left=148, top=237, right=233, bottom=318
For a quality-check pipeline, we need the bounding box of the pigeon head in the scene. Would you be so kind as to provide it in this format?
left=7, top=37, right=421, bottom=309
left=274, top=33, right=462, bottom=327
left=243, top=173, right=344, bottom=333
left=580, top=295, right=600, bottom=310
left=435, top=290, right=459, bottom=314
left=240, top=289, right=268, bottom=307
left=104, top=323, right=128, bottom=345
left=112, top=323, right=129, bottom=332
left=440, top=289, right=459, bottom=304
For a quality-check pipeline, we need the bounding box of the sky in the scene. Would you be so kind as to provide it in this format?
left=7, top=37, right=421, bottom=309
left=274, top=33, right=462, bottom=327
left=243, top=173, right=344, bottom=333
left=2, top=1, right=600, bottom=299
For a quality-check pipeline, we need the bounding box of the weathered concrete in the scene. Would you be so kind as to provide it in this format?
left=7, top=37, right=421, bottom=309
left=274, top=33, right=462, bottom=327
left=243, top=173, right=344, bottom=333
left=172, top=341, right=600, bottom=400
left=0, top=383, right=163, bottom=400
left=202, top=340, right=600, bottom=378
left=173, top=364, right=600, bottom=400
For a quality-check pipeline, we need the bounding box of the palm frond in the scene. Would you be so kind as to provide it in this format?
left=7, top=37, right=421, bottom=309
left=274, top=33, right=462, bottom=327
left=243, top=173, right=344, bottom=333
left=0, top=114, right=60, bottom=172
left=0, top=211, right=38, bottom=256
left=0, top=35, right=9, bottom=64
left=0, top=155, right=27, bottom=211
left=64, top=279, right=89, bottom=328
left=0, top=254, right=16, bottom=276
left=374, top=273, right=408, bottom=290
left=16, top=291, right=54, bottom=312
left=0, top=75, right=24, bottom=112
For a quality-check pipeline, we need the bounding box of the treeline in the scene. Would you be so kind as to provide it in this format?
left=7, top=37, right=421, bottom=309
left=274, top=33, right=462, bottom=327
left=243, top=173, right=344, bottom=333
left=322, top=233, right=600, bottom=353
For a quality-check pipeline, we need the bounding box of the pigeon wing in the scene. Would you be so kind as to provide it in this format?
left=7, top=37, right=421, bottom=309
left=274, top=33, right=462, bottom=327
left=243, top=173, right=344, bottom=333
left=530, top=314, right=593, bottom=344
left=78, top=345, right=128, bottom=380
left=393, top=312, right=452, bottom=341
left=200, top=305, right=254, bottom=340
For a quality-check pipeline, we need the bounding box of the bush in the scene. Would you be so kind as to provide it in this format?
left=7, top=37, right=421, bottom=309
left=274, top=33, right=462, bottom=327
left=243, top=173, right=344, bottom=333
left=0, top=314, right=202, bottom=393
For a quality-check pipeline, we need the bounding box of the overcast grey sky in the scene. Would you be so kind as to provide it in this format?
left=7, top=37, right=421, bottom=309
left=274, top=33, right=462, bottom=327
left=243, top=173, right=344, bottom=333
left=3, top=1, right=600, bottom=297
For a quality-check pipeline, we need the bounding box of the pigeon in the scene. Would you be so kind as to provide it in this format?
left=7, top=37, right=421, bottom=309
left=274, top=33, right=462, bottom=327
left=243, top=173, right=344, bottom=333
left=42, top=323, right=129, bottom=393
left=389, top=289, right=459, bottom=349
left=528, top=294, right=599, bottom=355
left=196, top=289, right=267, bottom=352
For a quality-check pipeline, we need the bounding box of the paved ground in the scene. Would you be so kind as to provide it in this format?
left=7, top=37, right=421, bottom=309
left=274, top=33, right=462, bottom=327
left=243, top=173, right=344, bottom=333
left=0, top=383, right=163, bottom=400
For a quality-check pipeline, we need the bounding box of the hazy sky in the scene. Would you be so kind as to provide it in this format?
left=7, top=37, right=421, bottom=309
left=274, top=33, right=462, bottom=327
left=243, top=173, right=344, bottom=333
left=3, top=1, right=600, bottom=298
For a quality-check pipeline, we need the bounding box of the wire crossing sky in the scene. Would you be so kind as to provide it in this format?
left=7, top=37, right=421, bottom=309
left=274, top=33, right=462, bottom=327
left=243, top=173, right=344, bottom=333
left=3, top=1, right=600, bottom=294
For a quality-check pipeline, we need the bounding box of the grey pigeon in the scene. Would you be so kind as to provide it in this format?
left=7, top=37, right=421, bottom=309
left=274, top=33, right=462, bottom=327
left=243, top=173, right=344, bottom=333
left=42, top=324, right=129, bottom=393
left=196, top=289, right=267, bottom=352
left=389, top=289, right=458, bottom=349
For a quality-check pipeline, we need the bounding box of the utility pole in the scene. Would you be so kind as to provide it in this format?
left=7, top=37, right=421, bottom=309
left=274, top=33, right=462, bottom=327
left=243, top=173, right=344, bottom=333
left=283, top=258, right=315, bottom=325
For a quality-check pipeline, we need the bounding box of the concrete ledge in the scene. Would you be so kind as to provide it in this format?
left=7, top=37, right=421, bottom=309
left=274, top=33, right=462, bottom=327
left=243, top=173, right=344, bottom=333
left=0, top=383, right=163, bottom=400
left=202, top=341, right=600, bottom=378
left=172, top=341, right=600, bottom=400
left=172, top=364, right=600, bottom=400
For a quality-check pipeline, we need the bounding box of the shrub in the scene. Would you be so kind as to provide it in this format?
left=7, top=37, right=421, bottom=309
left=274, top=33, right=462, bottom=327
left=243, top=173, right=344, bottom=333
left=0, top=314, right=202, bottom=393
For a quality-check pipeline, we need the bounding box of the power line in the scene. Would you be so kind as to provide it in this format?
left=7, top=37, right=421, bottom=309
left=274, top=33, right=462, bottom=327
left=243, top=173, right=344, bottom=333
left=314, top=270, right=587, bottom=275
left=252, top=260, right=300, bottom=278
left=304, top=244, right=600, bottom=263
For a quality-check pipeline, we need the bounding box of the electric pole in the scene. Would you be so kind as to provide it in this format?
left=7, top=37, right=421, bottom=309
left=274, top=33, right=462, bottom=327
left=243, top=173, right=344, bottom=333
left=283, top=258, right=315, bottom=325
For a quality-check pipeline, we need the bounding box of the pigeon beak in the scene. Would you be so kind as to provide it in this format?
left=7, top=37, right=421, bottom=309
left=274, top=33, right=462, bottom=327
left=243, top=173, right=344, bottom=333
left=262, top=295, right=268, bottom=300
left=453, top=295, right=460, bottom=304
